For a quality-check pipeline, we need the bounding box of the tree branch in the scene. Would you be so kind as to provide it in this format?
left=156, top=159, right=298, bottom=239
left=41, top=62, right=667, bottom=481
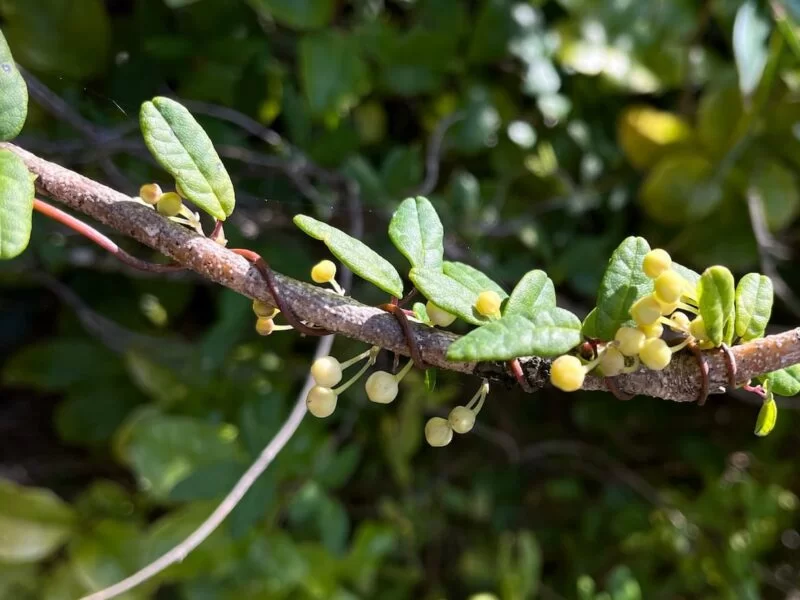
left=4, top=141, right=800, bottom=402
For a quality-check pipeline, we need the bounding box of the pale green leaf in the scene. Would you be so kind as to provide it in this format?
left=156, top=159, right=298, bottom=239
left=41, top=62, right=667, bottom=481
left=698, top=266, right=736, bottom=346
left=388, top=196, right=444, bottom=270
left=294, top=215, right=403, bottom=297
left=140, top=97, right=235, bottom=220
left=734, top=273, right=773, bottom=341
left=754, top=398, right=777, bottom=437
left=446, top=308, right=582, bottom=361
left=409, top=267, right=489, bottom=326
left=0, top=478, right=76, bottom=563
left=504, top=270, right=556, bottom=318
left=590, top=237, right=654, bottom=340
left=0, top=29, right=27, bottom=140
left=0, top=149, right=34, bottom=259
left=443, top=261, right=506, bottom=298
left=733, top=1, right=771, bottom=99
left=763, top=364, right=800, bottom=397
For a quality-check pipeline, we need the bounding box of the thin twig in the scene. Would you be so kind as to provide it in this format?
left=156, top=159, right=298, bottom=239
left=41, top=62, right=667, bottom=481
left=80, top=334, right=334, bottom=600
left=416, top=112, right=465, bottom=196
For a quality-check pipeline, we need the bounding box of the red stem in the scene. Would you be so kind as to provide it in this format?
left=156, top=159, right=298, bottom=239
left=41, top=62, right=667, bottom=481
left=33, top=199, right=181, bottom=273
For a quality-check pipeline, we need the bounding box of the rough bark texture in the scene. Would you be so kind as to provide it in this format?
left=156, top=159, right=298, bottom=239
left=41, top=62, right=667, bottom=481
left=4, top=141, right=799, bottom=403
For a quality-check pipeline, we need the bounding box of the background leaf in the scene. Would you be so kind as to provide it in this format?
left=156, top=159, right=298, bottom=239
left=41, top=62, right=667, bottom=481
left=734, top=273, right=773, bottom=342
left=733, top=1, right=771, bottom=99
left=0, top=149, right=34, bottom=259
left=388, top=196, right=444, bottom=270
left=247, top=0, right=335, bottom=30
left=140, top=97, right=235, bottom=220
left=294, top=215, right=403, bottom=297
left=0, top=29, right=28, bottom=141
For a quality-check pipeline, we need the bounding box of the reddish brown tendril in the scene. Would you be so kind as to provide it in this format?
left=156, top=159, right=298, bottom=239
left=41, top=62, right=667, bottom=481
left=743, top=382, right=767, bottom=398
left=720, top=343, right=738, bottom=389
left=689, top=343, right=710, bottom=405
left=509, top=359, right=533, bottom=392
left=380, top=303, right=427, bottom=369
left=397, top=287, right=418, bottom=308
left=231, top=247, right=331, bottom=337
left=605, top=376, right=634, bottom=401
left=34, top=199, right=182, bottom=273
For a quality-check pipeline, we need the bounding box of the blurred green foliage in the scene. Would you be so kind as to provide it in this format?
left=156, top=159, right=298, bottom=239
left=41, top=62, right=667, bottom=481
left=1, top=0, right=800, bottom=598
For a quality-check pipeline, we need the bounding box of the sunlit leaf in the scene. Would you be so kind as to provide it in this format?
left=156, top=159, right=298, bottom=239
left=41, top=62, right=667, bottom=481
left=0, top=478, right=76, bottom=563
left=446, top=308, right=582, bottom=361
left=734, top=273, right=773, bottom=341
left=588, top=237, right=654, bottom=341
left=754, top=398, right=777, bottom=437
left=0, top=149, right=34, bottom=259
left=443, top=261, right=506, bottom=299
left=294, top=215, right=403, bottom=297
left=698, top=266, right=736, bottom=346
left=140, top=97, right=235, bottom=221
left=504, top=270, right=556, bottom=318
left=409, top=267, right=489, bottom=326
left=0, top=29, right=27, bottom=141
left=388, top=196, right=444, bottom=270
left=617, top=105, right=692, bottom=170
left=763, top=364, right=800, bottom=397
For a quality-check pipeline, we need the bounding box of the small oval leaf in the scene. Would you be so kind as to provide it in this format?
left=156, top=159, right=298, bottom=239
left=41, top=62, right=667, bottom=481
left=410, top=267, right=489, bottom=326
left=140, top=97, right=235, bottom=221
left=443, top=261, right=507, bottom=298
left=388, top=196, right=444, bottom=270
left=763, top=364, right=800, bottom=397
left=0, top=30, right=28, bottom=141
left=591, top=236, right=654, bottom=340
left=734, top=273, right=773, bottom=341
left=754, top=398, right=777, bottom=437
left=446, top=309, right=582, bottom=361
left=504, top=270, right=556, bottom=317
left=698, top=266, right=736, bottom=346
left=294, top=215, right=403, bottom=297
left=0, top=149, right=35, bottom=259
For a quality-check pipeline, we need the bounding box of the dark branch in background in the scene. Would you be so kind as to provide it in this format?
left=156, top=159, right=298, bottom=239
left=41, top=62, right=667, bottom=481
left=5, top=141, right=800, bottom=403
left=416, top=112, right=465, bottom=196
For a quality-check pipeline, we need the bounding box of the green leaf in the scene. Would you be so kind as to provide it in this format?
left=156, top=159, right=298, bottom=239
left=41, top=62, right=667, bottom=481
left=410, top=267, right=489, bottom=326
left=504, top=270, right=556, bottom=318
left=247, top=0, right=335, bottom=30
left=380, top=146, right=423, bottom=196
left=0, top=30, right=27, bottom=141
left=734, top=273, right=773, bottom=341
left=763, top=364, right=800, bottom=397
left=412, top=301, right=431, bottom=325
left=299, top=31, right=370, bottom=118
left=115, top=411, right=242, bottom=500
left=424, top=368, right=437, bottom=392
left=446, top=309, right=582, bottom=361
left=0, top=478, right=76, bottom=563
left=140, top=97, right=235, bottom=221
left=294, top=215, right=403, bottom=297
left=698, top=266, right=736, bottom=346
left=751, top=160, right=800, bottom=231
left=388, top=197, right=444, bottom=270
left=754, top=398, right=777, bottom=437
left=733, top=1, right=771, bottom=99
left=590, top=237, right=654, bottom=341
left=443, top=261, right=506, bottom=298
left=672, top=262, right=701, bottom=287
left=0, top=149, right=34, bottom=259
left=0, top=0, right=111, bottom=80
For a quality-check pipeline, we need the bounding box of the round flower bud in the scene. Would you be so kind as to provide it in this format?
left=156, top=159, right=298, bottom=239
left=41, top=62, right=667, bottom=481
left=252, top=299, right=275, bottom=318
left=642, top=248, right=672, bottom=279
left=654, top=270, right=686, bottom=305
left=311, top=356, right=343, bottom=388
left=255, top=317, right=274, bottom=336
left=475, top=290, right=502, bottom=317
left=311, top=260, right=337, bottom=284
left=550, top=355, right=585, bottom=392
left=139, top=183, right=162, bottom=205
left=639, top=338, right=672, bottom=370
left=427, top=301, right=457, bottom=327
left=630, top=295, right=662, bottom=327
left=598, top=346, right=625, bottom=376
left=306, top=385, right=337, bottom=418
left=448, top=406, right=476, bottom=434
left=639, top=322, right=663, bottom=339
left=670, top=311, right=691, bottom=331
left=156, top=192, right=183, bottom=217
left=425, top=417, right=453, bottom=447
left=365, top=371, right=399, bottom=404
left=689, top=316, right=708, bottom=341
left=615, top=326, right=646, bottom=357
